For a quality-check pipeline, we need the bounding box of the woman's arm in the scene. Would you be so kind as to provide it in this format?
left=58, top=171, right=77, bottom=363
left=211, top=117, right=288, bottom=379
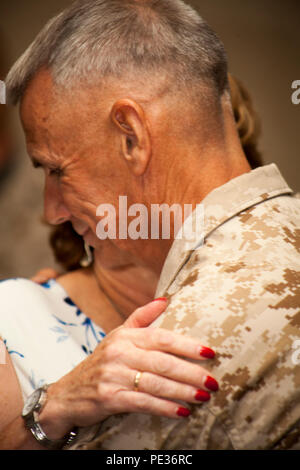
left=0, top=300, right=217, bottom=449
left=0, top=343, right=46, bottom=449
left=0, top=341, right=23, bottom=431
left=0, top=417, right=46, bottom=450
left=37, top=299, right=218, bottom=441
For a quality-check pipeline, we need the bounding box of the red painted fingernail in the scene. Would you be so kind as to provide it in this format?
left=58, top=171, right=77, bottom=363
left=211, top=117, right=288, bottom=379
left=153, top=297, right=168, bottom=302
left=176, top=407, right=191, bottom=418
left=204, top=376, right=219, bottom=392
left=199, top=346, right=215, bottom=359
left=195, top=390, right=211, bottom=402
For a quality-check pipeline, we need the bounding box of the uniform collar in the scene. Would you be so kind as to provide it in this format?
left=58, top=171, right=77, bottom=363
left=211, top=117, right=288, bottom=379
left=155, top=163, right=293, bottom=297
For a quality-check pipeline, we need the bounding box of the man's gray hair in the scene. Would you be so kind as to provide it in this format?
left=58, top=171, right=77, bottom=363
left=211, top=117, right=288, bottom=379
left=6, top=0, right=229, bottom=105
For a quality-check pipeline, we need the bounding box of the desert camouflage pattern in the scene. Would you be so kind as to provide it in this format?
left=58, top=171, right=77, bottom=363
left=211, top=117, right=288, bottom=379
left=77, top=163, right=300, bottom=450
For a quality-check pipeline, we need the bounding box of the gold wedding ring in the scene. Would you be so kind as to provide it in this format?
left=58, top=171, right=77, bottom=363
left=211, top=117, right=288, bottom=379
left=133, top=371, right=142, bottom=392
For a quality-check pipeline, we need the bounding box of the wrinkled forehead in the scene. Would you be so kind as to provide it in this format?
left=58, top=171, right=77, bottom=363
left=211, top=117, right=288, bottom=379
left=19, top=68, right=107, bottom=153
left=20, top=68, right=57, bottom=133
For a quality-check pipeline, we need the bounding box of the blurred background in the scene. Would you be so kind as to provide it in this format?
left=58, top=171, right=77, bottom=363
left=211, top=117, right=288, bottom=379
left=0, top=0, right=299, bottom=278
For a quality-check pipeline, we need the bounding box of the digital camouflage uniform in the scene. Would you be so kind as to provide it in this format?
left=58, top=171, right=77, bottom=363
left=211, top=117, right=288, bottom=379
left=79, top=163, right=300, bottom=450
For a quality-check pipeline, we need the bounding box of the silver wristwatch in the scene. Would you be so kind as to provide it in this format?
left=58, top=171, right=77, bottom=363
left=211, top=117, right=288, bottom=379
left=22, top=384, right=78, bottom=449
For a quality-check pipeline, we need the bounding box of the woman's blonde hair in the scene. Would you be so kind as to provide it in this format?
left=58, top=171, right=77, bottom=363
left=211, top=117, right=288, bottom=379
left=50, top=74, right=263, bottom=271
left=228, top=73, right=263, bottom=169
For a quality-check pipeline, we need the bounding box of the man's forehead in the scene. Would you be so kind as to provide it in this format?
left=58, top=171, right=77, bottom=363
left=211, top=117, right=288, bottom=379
left=22, top=68, right=55, bottom=106
left=20, top=67, right=109, bottom=129
left=19, top=69, right=111, bottom=166
left=20, top=69, right=57, bottom=131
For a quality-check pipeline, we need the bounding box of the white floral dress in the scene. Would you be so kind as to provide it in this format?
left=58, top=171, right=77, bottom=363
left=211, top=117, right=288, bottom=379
left=0, top=278, right=106, bottom=401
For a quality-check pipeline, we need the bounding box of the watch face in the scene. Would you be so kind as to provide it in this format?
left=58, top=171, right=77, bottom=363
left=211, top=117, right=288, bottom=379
left=22, top=389, right=42, bottom=417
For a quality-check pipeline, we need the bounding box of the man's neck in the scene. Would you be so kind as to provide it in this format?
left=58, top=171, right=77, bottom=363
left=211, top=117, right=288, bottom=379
left=137, top=151, right=252, bottom=274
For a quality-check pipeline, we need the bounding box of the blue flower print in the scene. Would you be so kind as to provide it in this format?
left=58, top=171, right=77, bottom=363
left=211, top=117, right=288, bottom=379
left=29, top=370, right=46, bottom=390
left=64, top=297, right=82, bottom=316
left=3, top=339, right=24, bottom=358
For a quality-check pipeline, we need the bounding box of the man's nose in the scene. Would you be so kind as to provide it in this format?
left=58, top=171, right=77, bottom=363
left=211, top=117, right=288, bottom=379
left=43, top=176, right=71, bottom=225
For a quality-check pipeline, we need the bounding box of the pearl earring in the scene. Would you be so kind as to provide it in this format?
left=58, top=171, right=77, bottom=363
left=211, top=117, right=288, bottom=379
left=80, top=242, right=93, bottom=267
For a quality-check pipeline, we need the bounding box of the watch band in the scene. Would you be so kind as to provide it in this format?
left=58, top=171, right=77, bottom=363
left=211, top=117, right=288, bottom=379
left=22, top=384, right=78, bottom=450
left=26, top=415, right=78, bottom=450
left=26, top=417, right=76, bottom=450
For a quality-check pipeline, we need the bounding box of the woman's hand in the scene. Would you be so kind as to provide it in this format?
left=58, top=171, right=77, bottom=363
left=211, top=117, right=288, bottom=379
left=39, top=298, right=218, bottom=438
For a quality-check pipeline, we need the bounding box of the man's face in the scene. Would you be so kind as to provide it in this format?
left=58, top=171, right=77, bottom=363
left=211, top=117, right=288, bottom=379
left=20, top=69, right=138, bottom=268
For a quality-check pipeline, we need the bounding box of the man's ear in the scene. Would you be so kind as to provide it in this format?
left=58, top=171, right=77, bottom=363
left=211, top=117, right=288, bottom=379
left=111, top=99, right=152, bottom=176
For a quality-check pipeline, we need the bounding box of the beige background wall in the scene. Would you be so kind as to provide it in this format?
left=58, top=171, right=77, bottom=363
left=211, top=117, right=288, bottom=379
left=0, top=0, right=299, bottom=278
